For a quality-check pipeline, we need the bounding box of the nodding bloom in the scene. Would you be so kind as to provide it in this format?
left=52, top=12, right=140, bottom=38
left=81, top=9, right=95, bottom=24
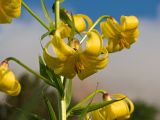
left=0, top=61, right=21, bottom=96
left=87, top=93, right=134, bottom=120
left=72, top=14, right=93, bottom=33
left=0, top=0, right=22, bottom=23
left=100, top=16, right=139, bottom=53
left=43, top=24, right=108, bottom=80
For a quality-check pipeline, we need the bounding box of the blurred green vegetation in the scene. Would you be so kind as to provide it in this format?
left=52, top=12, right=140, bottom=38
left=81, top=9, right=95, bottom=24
left=130, top=100, right=159, bottom=120
left=0, top=74, right=159, bottom=120
left=0, top=74, right=58, bottom=120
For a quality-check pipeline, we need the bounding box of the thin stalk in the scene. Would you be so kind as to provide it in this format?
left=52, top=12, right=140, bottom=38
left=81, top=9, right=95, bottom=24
left=22, top=1, right=50, bottom=31
left=60, top=98, right=66, bottom=120
left=55, top=0, right=60, bottom=29
left=67, top=89, right=106, bottom=117
left=5, top=57, right=53, bottom=86
left=80, top=15, right=109, bottom=44
left=59, top=76, right=66, bottom=120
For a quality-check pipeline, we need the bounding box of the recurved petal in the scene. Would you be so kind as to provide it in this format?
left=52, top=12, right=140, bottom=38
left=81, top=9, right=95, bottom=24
left=56, top=23, right=71, bottom=38
left=73, top=14, right=93, bottom=32
left=83, top=30, right=103, bottom=56
left=52, top=35, right=76, bottom=61
left=92, top=109, right=105, bottom=120
left=82, top=52, right=108, bottom=69
left=43, top=41, right=64, bottom=71
left=78, top=52, right=108, bottom=80
left=107, top=17, right=121, bottom=33
left=77, top=68, right=97, bottom=80
left=100, top=21, right=117, bottom=39
left=0, top=71, right=16, bottom=90
left=107, top=39, right=122, bottom=53
left=112, top=94, right=134, bottom=115
left=121, top=16, right=139, bottom=31
left=0, top=7, right=12, bottom=23
left=43, top=41, right=76, bottom=79
left=5, top=80, right=21, bottom=96
left=57, top=56, right=77, bottom=79
left=0, top=0, right=22, bottom=18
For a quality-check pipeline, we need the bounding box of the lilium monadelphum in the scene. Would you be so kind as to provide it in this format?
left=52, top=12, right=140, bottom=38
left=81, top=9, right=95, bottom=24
left=43, top=25, right=108, bottom=80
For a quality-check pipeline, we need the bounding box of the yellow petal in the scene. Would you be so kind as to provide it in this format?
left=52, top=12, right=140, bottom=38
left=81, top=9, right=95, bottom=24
left=0, top=0, right=21, bottom=18
left=43, top=41, right=76, bottom=79
left=73, top=14, right=93, bottom=32
left=83, top=30, right=103, bottom=56
left=112, top=94, right=134, bottom=115
left=0, top=70, right=21, bottom=96
left=100, top=21, right=117, bottom=39
left=52, top=34, right=76, bottom=61
left=92, top=109, right=105, bottom=120
left=5, top=80, right=21, bottom=96
left=56, top=22, right=71, bottom=38
left=107, top=17, right=121, bottom=33
left=0, top=6, right=12, bottom=23
left=43, top=41, right=64, bottom=70
left=121, top=16, right=139, bottom=31
left=111, top=94, right=134, bottom=119
left=58, top=56, right=77, bottom=79
left=77, top=51, right=108, bottom=80
left=0, top=71, right=16, bottom=90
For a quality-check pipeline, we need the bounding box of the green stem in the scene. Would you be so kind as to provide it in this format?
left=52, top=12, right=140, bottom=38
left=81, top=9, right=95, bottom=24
left=5, top=57, right=53, bottom=86
left=67, top=89, right=106, bottom=117
left=22, top=1, right=50, bottom=31
left=55, top=0, right=61, bottom=29
left=80, top=15, right=109, bottom=44
left=59, top=76, right=66, bottom=120
left=60, top=98, right=66, bottom=120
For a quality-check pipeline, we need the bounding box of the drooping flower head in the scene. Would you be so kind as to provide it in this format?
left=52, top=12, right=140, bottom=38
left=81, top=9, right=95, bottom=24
left=0, top=0, right=22, bottom=23
left=43, top=23, right=108, bottom=80
left=0, top=61, right=21, bottom=96
left=87, top=93, right=134, bottom=120
left=101, top=16, right=139, bottom=53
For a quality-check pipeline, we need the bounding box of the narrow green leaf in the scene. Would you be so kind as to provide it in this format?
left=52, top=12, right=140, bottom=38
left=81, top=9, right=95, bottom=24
left=42, top=91, right=57, bottom=120
left=39, top=56, right=48, bottom=79
left=41, top=28, right=55, bottom=40
left=39, top=56, right=64, bottom=97
left=39, top=56, right=56, bottom=87
left=15, top=107, right=46, bottom=120
left=45, top=68, right=64, bottom=97
left=41, top=0, right=53, bottom=28
left=66, top=79, right=72, bottom=109
left=68, top=99, right=124, bottom=117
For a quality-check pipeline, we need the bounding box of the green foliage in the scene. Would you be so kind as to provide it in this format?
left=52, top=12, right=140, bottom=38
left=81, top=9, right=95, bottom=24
left=130, top=100, right=158, bottom=120
left=42, top=91, right=57, bottom=120
left=0, top=74, right=58, bottom=120
left=39, top=56, right=64, bottom=97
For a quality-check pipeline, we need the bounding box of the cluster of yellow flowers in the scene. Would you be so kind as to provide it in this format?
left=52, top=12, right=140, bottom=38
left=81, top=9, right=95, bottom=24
left=0, top=0, right=139, bottom=119
left=43, top=14, right=139, bottom=80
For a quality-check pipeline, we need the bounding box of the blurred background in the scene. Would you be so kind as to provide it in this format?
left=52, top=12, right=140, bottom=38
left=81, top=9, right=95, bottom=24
left=0, top=0, right=160, bottom=119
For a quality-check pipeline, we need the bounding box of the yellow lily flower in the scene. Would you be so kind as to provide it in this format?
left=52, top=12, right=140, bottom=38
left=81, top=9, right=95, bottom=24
left=72, top=14, right=93, bottom=33
left=87, top=93, right=134, bottom=120
left=0, top=0, right=22, bottom=23
left=43, top=25, right=108, bottom=80
left=100, top=16, right=139, bottom=53
left=0, top=61, right=21, bottom=96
